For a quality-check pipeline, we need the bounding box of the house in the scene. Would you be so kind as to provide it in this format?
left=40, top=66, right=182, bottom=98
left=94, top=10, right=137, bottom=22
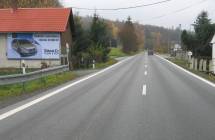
left=0, top=8, right=74, bottom=68
left=170, top=44, right=182, bottom=57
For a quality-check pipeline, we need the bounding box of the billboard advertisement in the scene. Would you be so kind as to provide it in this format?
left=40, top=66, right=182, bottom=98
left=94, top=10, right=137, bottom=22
left=7, top=33, right=60, bottom=60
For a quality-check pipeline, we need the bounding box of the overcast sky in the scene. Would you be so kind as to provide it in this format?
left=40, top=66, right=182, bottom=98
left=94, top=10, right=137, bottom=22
left=60, top=0, right=215, bottom=29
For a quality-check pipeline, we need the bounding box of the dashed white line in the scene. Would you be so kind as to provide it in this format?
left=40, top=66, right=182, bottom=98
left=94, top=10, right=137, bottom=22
left=142, top=85, right=147, bottom=96
left=144, top=71, right=147, bottom=75
left=145, top=65, right=147, bottom=68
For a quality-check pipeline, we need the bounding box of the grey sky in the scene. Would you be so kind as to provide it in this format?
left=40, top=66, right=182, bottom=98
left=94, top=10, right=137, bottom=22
left=60, top=0, right=215, bottom=29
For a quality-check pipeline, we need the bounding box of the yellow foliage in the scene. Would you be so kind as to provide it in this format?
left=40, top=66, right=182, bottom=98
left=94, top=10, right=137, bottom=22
left=0, top=0, right=61, bottom=8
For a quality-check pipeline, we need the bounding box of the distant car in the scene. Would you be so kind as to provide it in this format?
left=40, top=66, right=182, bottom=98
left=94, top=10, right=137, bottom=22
left=12, top=39, right=38, bottom=57
left=148, top=50, right=154, bottom=55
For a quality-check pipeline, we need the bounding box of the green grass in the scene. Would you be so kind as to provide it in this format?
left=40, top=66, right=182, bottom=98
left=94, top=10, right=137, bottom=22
left=95, top=58, right=118, bottom=69
left=0, top=71, right=76, bottom=101
left=168, top=58, right=189, bottom=68
left=108, top=48, right=127, bottom=58
left=168, top=58, right=215, bottom=83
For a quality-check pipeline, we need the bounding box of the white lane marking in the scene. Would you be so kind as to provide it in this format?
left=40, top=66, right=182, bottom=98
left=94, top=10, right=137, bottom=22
left=142, top=85, right=147, bottom=96
left=0, top=57, right=134, bottom=121
left=145, top=65, right=147, bottom=68
left=144, top=71, right=147, bottom=75
left=156, top=55, right=215, bottom=88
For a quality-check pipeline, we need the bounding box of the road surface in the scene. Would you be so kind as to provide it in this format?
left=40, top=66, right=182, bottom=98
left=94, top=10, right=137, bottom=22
left=0, top=53, right=215, bottom=140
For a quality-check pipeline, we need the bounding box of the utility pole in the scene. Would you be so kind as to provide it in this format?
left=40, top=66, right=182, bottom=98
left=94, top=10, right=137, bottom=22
left=211, top=34, right=215, bottom=74
left=179, top=24, right=182, bottom=46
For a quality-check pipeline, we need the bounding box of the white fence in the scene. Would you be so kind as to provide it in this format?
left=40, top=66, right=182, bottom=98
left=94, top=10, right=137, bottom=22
left=188, top=58, right=213, bottom=73
left=175, top=51, right=214, bottom=74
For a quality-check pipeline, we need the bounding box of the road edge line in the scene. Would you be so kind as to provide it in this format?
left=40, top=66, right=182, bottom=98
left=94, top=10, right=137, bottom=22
left=0, top=56, right=134, bottom=121
left=155, top=54, right=215, bottom=88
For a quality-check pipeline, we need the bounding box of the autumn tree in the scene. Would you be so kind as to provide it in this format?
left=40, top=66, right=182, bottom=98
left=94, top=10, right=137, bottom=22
left=134, top=23, right=145, bottom=50
left=0, top=0, right=61, bottom=8
left=119, top=16, right=138, bottom=53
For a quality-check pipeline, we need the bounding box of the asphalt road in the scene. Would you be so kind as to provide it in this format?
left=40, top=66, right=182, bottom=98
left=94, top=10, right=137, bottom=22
left=0, top=53, right=215, bottom=140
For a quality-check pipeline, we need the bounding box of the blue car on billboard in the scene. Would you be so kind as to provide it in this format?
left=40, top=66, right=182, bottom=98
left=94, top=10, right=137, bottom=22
left=11, top=38, right=39, bottom=57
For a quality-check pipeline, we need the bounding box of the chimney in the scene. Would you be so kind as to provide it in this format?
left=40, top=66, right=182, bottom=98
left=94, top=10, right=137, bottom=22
left=11, top=0, right=18, bottom=13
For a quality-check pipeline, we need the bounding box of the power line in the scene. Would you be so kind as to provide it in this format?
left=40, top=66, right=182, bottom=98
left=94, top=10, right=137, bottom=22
left=70, top=0, right=172, bottom=11
left=151, top=0, right=207, bottom=20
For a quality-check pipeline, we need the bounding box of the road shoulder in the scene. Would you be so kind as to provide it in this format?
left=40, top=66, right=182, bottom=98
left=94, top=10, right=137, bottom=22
left=156, top=54, right=215, bottom=87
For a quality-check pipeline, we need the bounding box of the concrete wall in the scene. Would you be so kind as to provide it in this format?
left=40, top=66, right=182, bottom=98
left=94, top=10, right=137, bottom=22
left=0, top=34, right=60, bottom=68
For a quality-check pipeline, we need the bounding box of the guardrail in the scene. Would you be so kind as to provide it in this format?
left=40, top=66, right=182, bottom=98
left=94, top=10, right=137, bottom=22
left=0, top=65, right=69, bottom=86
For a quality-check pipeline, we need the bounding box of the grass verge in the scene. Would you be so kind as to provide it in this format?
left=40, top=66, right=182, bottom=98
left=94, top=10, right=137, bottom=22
left=0, top=57, right=119, bottom=103
left=95, top=58, right=118, bottom=69
left=167, top=58, right=215, bottom=83
left=108, top=48, right=127, bottom=58
left=0, top=71, right=76, bottom=101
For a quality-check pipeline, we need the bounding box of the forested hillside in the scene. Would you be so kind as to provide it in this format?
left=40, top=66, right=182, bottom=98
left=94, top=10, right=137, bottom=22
left=0, top=0, right=61, bottom=8
left=77, top=15, right=180, bottom=52
left=144, top=25, right=180, bottom=52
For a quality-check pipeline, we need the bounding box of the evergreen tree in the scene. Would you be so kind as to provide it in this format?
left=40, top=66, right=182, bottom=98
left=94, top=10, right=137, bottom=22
left=193, top=11, right=214, bottom=56
left=181, top=11, right=215, bottom=57
left=181, top=30, right=197, bottom=53
left=72, top=15, right=91, bottom=68
left=89, top=14, right=111, bottom=62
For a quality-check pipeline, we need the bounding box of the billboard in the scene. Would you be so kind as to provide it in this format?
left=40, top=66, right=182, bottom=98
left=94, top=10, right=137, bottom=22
left=7, top=33, right=60, bottom=60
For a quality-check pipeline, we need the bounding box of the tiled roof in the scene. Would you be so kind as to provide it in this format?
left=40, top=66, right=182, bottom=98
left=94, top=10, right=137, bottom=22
left=0, top=8, right=71, bottom=32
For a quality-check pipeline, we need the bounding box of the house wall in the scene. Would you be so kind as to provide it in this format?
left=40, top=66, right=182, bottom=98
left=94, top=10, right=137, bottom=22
left=0, top=34, right=60, bottom=68
left=61, top=24, right=72, bottom=54
left=60, top=21, right=73, bottom=65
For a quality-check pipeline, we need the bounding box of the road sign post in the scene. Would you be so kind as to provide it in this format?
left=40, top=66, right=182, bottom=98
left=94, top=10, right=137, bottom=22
left=21, top=60, right=26, bottom=74
left=93, top=60, right=95, bottom=69
left=188, top=51, right=192, bottom=59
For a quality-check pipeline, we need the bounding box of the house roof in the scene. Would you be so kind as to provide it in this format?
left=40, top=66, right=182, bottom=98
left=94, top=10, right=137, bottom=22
left=0, top=8, right=71, bottom=32
left=211, top=34, right=215, bottom=44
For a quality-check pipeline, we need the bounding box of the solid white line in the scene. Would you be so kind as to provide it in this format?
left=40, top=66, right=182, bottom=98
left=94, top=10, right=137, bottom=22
left=156, top=55, right=215, bottom=88
left=142, top=85, right=147, bottom=96
left=0, top=57, right=133, bottom=121
left=144, top=71, right=147, bottom=75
